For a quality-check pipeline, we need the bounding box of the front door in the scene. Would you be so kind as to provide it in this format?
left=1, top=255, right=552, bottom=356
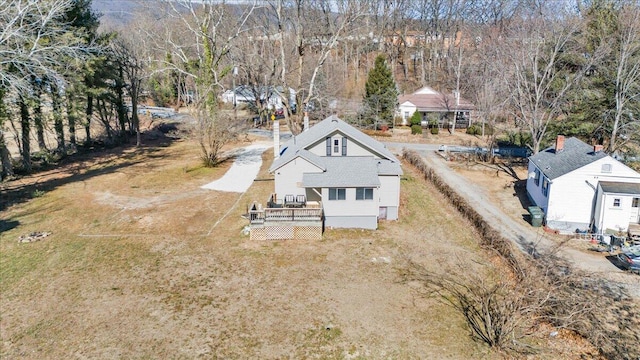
left=631, top=197, right=640, bottom=223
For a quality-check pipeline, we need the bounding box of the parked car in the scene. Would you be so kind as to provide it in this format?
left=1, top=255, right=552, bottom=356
left=617, top=245, right=640, bottom=274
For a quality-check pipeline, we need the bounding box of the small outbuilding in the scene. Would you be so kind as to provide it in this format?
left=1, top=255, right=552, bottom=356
left=593, top=182, right=640, bottom=235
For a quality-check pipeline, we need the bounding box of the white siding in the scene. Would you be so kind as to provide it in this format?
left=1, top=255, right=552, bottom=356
left=325, top=216, right=377, bottom=229
left=274, top=158, right=322, bottom=202
left=526, top=162, right=548, bottom=211
left=399, top=102, right=417, bottom=124
left=379, top=175, right=401, bottom=220
left=321, top=187, right=379, bottom=219
left=538, top=156, right=640, bottom=233
left=546, top=174, right=596, bottom=230
left=597, top=193, right=635, bottom=232
left=306, top=133, right=376, bottom=158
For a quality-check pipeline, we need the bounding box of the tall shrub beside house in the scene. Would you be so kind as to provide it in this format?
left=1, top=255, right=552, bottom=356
left=409, top=111, right=422, bottom=134
left=363, top=55, right=398, bottom=129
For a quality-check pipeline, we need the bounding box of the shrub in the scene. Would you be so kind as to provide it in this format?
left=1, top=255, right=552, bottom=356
left=411, top=124, right=422, bottom=135
left=466, top=123, right=494, bottom=136
left=409, top=112, right=422, bottom=126
left=430, top=126, right=439, bottom=135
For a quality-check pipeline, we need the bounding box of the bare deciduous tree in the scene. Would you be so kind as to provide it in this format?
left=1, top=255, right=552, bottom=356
left=499, top=12, right=594, bottom=154
left=0, top=0, right=93, bottom=175
left=272, top=0, right=365, bottom=134
left=609, top=3, right=640, bottom=152
left=153, top=0, right=259, bottom=166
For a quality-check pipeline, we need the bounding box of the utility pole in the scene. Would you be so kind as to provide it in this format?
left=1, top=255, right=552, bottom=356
left=233, top=66, right=238, bottom=121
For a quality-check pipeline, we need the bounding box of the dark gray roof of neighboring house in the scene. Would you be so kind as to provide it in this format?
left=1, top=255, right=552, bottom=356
left=599, top=181, right=640, bottom=195
left=528, top=137, right=608, bottom=180
left=302, top=157, right=381, bottom=188
left=269, top=115, right=402, bottom=174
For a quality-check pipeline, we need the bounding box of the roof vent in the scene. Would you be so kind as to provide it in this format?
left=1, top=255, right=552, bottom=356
left=331, top=115, right=338, bottom=123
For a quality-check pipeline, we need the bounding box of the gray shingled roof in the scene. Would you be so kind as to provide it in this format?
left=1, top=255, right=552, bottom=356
left=376, top=159, right=402, bottom=175
left=269, top=115, right=401, bottom=173
left=528, top=137, right=608, bottom=180
left=302, top=157, right=382, bottom=188
left=269, top=148, right=327, bottom=173
left=599, top=181, right=640, bottom=195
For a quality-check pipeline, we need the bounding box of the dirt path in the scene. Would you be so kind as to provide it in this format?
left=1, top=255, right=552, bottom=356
left=385, top=142, right=640, bottom=298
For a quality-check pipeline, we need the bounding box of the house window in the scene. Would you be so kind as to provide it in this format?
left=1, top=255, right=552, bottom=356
left=333, top=139, right=340, bottom=153
left=326, top=137, right=331, bottom=156
left=534, top=168, right=540, bottom=186
left=342, top=137, right=347, bottom=156
left=356, top=188, right=374, bottom=200
left=542, top=177, right=549, bottom=197
left=601, top=164, right=612, bottom=173
left=633, top=198, right=639, bottom=208
left=328, top=188, right=346, bottom=200
left=613, top=198, right=621, bottom=207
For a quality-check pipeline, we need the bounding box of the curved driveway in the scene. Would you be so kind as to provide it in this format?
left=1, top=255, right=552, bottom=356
left=384, top=142, right=640, bottom=297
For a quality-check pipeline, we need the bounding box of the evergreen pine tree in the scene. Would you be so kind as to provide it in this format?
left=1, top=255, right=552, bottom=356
left=363, top=55, right=398, bottom=127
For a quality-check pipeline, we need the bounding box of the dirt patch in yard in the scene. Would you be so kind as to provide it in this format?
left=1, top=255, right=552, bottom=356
left=1, top=133, right=602, bottom=359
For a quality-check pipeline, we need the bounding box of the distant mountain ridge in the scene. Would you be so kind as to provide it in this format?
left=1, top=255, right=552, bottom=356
left=91, top=0, right=142, bottom=25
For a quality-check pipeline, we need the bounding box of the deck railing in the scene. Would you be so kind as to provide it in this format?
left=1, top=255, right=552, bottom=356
left=249, top=200, right=323, bottom=224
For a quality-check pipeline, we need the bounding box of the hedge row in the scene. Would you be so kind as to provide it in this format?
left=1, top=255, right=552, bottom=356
left=402, top=149, right=525, bottom=280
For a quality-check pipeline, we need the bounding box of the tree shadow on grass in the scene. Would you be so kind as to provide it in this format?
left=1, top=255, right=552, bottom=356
left=0, top=125, right=180, bottom=213
left=512, top=179, right=532, bottom=210
left=0, top=219, right=20, bottom=233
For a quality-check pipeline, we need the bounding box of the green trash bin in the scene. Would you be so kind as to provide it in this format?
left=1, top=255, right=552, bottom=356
left=528, top=206, right=543, bottom=227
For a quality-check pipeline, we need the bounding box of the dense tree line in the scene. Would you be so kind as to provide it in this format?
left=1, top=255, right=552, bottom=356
left=0, top=0, right=151, bottom=179
left=1, top=0, right=639, bottom=180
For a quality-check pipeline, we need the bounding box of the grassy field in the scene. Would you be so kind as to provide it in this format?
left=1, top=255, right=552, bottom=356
left=1, top=135, right=596, bottom=359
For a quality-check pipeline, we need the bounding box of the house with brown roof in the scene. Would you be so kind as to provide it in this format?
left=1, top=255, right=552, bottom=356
left=397, top=86, right=475, bottom=129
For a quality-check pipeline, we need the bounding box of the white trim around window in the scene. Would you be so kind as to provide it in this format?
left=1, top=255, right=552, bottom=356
left=328, top=188, right=346, bottom=200
left=356, top=187, right=374, bottom=200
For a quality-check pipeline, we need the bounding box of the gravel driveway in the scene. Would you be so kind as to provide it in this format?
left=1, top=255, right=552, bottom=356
left=385, top=142, right=640, bottom=298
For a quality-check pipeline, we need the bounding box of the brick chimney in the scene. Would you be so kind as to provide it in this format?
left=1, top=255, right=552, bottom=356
left=555, top=135, right=565, bottom=153
left=594, top=144, right=604, bottom=153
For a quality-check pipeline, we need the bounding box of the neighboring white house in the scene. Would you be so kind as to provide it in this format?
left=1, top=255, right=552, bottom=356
left=221, top=85, right=296, bottom=110
left=268, top=115, right=403, bottom=230
left=526, top=135, right=640, bottom=234
left=397, top=86, right=474, bottom=127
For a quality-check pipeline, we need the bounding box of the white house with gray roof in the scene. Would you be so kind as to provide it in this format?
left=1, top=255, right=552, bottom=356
left=526, top=135, right=640, bottom=234
left=269, top=115, right=403, bottom=230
